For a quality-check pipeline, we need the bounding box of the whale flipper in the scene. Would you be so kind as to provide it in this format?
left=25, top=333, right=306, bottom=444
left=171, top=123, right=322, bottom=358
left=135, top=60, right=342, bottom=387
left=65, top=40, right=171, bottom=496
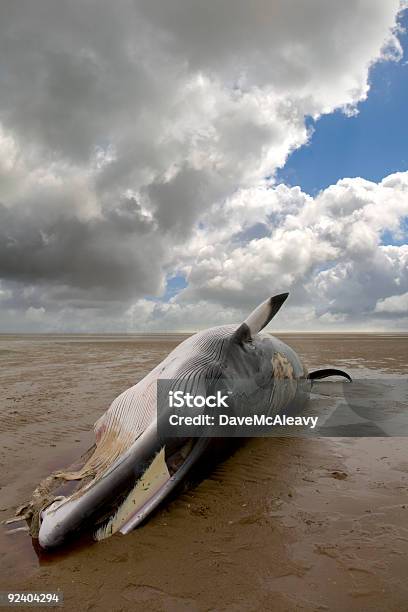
left=233, top=292, right=289, bottom=343
left=308, top=368, right=352, bottom=382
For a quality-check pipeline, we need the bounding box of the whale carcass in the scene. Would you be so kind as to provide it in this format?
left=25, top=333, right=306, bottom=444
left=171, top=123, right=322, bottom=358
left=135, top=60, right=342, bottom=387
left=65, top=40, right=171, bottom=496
left=8, top=292, right=351, bottom=549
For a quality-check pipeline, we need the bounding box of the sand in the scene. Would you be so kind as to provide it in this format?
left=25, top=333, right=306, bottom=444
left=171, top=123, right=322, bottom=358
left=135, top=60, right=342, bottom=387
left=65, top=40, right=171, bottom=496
left=0, top=333, right=407, bottom=611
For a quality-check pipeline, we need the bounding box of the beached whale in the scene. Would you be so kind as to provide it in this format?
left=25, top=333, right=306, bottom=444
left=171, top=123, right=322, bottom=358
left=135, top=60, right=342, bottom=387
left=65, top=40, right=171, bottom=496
left=8, top=292, right=350, bottom=549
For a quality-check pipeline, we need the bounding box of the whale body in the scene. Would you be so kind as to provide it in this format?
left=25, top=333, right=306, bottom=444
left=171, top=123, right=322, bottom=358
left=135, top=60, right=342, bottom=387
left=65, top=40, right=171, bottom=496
left=9, top=292, right=350, bottom=549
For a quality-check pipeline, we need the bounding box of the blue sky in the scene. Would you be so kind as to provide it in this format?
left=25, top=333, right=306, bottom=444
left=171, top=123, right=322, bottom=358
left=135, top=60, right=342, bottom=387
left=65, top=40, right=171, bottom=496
left=276, top=11, right=408, bottom=197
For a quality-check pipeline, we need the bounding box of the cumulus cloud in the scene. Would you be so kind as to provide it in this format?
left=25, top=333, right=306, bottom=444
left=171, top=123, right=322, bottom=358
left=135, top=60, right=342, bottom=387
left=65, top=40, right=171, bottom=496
left=152, top=172, right=408, bottom=330
left=375, top=291, right=408, bottom=314
left=0, top=0, right=406, bottom=331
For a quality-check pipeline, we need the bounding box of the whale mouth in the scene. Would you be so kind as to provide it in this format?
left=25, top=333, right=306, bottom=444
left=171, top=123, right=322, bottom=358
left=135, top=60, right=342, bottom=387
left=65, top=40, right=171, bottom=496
left=94, top=439, right=197, bottom=540
left=37, top=436, right=208, bottom=549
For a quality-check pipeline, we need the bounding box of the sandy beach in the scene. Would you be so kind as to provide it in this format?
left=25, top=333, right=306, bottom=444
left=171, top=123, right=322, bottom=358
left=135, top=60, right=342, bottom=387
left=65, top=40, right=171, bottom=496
left=0, top=333, right=407, bottom=611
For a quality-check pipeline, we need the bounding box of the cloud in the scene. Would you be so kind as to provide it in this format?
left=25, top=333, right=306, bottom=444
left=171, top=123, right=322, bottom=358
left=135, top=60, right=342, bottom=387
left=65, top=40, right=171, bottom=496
left=0, top=196, right=164, bottom=299
left=157, top=172, right=408, bottom=330
left=375, top=291, right=408, bottom=314
left=0, top=0, right=406, bottom=331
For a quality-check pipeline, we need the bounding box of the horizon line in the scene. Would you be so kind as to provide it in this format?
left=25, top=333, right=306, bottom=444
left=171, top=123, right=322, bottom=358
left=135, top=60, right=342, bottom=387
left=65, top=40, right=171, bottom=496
left=1, top=330, right=407, bottom=336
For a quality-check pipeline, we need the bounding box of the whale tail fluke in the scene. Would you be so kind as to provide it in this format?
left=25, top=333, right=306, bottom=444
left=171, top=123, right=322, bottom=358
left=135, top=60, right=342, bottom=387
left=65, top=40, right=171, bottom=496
left=308, top=368, right=352, bottom=383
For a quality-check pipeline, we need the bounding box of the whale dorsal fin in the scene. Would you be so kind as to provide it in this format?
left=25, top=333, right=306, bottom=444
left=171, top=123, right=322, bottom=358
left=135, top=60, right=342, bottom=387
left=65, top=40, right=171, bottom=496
left=233, top=292, right=289, bottom=343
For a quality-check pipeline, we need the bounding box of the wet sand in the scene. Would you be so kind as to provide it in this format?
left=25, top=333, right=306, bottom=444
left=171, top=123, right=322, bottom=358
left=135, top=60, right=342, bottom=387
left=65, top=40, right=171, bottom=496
left=0, top=333, right=407, bottom=611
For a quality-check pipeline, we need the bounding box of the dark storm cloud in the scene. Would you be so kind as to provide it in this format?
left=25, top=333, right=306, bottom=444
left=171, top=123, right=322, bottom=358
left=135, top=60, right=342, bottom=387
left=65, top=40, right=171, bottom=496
left=0, top=0, right=160, bottom=162
left=0, top=198, right=163, bottom=300
left=146, top=166, right=235, bottom=235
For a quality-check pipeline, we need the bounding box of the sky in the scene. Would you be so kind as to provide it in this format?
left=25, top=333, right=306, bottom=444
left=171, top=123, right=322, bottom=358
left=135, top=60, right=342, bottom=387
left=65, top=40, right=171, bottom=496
left=0, top=0, right=407, bottom=332
left=276, top=10, right=408, bottom=195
